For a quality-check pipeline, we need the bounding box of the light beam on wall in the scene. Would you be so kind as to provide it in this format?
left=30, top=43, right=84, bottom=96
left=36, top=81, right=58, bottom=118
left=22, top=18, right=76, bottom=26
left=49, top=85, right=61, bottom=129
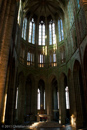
left=43, top=46, right=47, bottom=55
left=53, top=35, right=57, bottom=51
left=71, top=114, right=76, bottom=127
left=2, top=94, right=7, bottom=123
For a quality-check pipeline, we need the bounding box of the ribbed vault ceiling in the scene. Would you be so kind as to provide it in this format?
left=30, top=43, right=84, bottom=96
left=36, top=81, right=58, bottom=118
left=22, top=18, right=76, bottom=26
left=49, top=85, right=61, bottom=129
left=23, top=0, right=67, bottom=19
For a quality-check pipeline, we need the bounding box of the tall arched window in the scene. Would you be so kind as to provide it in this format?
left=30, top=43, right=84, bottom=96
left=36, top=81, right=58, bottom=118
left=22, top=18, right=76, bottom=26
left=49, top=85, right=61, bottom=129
left=53, top=53, right=56, bottom=63
left=38, top=54, right=45, bottom=67
left=49, top=20, right=56, bottom=45
left=37, top=80, right=45, bottom=110
left=44, top=91, right=45, bottom=109
left=65, top=86, right=70, bottom=109
left=22, top=18, right=27, bottom=40
left=58, top=19, right=64, bottom=42
left=15, top=88, right=18, bottom=109
left=28, top=18, right=35, bottom=44
left=37, top=89, right=40, bottom=110
left=57, top=92, right=59, bottom=109
left=39, top=21, right=45, bottom=45
left=67, top=0, right=74, bottom=27
left=40, top=54, right=44, bottom=63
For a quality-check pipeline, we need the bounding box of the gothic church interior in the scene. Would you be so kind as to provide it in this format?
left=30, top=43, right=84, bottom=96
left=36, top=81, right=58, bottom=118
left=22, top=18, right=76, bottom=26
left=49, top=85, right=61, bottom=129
left=0, top=0, right=87, bottom=129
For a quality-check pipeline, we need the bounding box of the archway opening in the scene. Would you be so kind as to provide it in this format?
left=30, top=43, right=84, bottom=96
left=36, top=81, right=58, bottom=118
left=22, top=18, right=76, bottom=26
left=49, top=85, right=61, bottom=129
left=37, top=80, right=45, bottom=111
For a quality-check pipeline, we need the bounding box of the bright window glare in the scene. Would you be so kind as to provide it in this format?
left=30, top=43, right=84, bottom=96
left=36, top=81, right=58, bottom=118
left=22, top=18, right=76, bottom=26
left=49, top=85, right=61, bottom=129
left=58, top=19, right=64, bottom=42
left=15, top=88, right=18, bottom=109
left=37, top=89, right=40, bottom=110
left=65, top=86, right=70, bottom=109
left=39, top=22, right=45, bottom=45
left=49, top=22, right=56, bottom=45
left=28, top=18, right=35, bottom=44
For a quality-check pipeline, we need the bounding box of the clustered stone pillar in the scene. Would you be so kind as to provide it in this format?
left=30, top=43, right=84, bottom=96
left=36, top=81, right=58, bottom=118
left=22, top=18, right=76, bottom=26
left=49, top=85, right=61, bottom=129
left=67, top=71, right=76, bottom=120
left=17, top=76, right=25, bottom=124
left=0, top=0, right=16, bottom=123
left=73, top=69, right=84, bottom=128
left=5, top=60, right=16, bottom=125
left=34, top=79, right=38, bottom=120
left=47, top=81, right=52, bottom=121
left=80, top=0, right=87, bottom=124
left=59, top=76, right=66, bottom=124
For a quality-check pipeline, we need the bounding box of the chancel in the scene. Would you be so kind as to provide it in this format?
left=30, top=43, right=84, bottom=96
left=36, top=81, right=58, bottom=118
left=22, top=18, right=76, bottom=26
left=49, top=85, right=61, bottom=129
left=0, top=0, right=87, bottom=130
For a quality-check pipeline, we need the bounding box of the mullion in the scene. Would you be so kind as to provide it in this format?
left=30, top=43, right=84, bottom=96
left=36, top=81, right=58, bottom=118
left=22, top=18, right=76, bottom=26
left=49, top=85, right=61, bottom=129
left=41, top=25, right=43, bottom=45
left=52, top=23, right=53, bottom=45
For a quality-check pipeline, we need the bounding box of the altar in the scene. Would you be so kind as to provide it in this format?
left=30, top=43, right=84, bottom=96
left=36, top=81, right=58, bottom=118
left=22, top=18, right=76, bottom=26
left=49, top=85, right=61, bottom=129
left=37, top=114, right=48, bottom=121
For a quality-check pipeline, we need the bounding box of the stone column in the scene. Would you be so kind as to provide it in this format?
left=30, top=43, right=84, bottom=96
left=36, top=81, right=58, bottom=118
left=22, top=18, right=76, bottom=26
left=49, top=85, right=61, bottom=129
left=67, top=71, right=77, bottom=129
left=17, top=76, right=25, bottom=124
left=80, top=0, right=87, bottom=124
left=0, top=0, right=3, bottom=9
left=47, top=21, right=49, bottom=68
left=55, top=19, right=58, bottom=65
left=73, top=70, right=84, bottom=128
left=58, top=76, right=66, bottom=124
left=35, top=78, right=38, bottom=121
left=30, top=77, right=37, bottom=121
left=47, top=81, right=52, bottom=121
left=45, top=80, right=48, bottom=115
left=35, top=18, right=39, bottom=68
left=0, top=0, right=8, bottom=49
left=5, top=59, right=16, bottom=125
left=0, top=0, right=16, bottom=123
left=45, top=17, right=48, bottom=68
left=67, top=71, right=76, bottom=118
left=24, top=46, right=27, bottom=66
left=26, top=19, right=29, bottom=42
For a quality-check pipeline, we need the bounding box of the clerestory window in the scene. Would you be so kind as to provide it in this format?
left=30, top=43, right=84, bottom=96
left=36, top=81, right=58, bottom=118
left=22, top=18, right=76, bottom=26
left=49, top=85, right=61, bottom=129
left=39, top=21, right=45, bottom=45
left=49, top=21, right=56, bottom=45
left=58, top=19, right=64, bottom=42
left=28, top=18, right=35, bottom=44
left=22, top=18, right=27, bottom=40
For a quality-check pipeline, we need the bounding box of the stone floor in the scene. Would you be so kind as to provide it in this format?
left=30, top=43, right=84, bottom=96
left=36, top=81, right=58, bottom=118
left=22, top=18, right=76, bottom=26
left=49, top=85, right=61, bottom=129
left=25, top=121, right=72, bottom=130
left=0, top=122, right=73, bottom=130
